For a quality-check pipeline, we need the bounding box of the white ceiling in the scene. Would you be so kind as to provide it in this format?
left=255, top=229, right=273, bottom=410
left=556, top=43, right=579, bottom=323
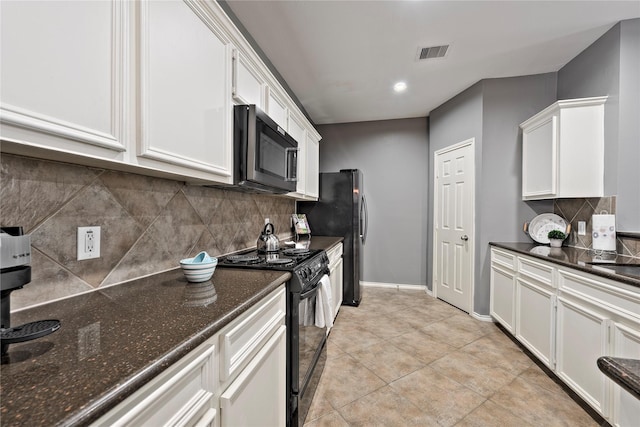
left=226, top=0, right=640, bottom=125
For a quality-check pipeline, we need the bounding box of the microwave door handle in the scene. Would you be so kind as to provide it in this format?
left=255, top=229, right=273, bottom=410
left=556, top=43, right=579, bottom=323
left=285, top=147, right=299, bottom=182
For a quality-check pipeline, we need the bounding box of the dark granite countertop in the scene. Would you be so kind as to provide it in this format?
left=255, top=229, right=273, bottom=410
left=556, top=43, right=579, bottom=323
left=0, top=268, right=290, bottom=426
left=490, top=242, right=640, bottom=288
left=305, top=235, right=344, bottom=251
left=597, top=357, right=640, bottom=400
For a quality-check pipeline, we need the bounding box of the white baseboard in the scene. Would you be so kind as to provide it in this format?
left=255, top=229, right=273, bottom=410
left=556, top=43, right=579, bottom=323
left=471, top=312, right=494, bottom=323
left=361, top=281, right=428, bottom=292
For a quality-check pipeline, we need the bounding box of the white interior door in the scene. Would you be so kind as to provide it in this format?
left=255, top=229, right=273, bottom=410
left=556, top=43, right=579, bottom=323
left=433, top=139, right=475, bottom=313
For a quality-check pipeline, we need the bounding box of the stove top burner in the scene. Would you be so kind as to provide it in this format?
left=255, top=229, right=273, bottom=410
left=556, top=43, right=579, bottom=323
left=226, top=255, right=261, bottom=264
left=266, top=258, right=294, bottom=265
left=282, top=248, right=310, bottom=256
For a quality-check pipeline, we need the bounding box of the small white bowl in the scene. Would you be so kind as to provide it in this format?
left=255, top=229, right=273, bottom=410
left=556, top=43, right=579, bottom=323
left=183, top=268, right=215, bottom=282
left=180, top=252, right=217, bottom=282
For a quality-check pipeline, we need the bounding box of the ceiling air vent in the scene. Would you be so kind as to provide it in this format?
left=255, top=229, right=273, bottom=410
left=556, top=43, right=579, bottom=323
left=418, top=45, right=449, bottom=60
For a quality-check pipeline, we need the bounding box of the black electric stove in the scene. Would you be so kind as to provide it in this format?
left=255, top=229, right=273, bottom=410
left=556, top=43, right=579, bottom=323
left=218, top=248, right=322, bottom=269
left=218, top=248, right=327, bottom=293
left=217, top=246, right=330, bottom=426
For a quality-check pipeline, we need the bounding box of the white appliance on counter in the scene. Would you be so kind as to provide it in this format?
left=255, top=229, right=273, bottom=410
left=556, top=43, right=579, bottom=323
left=592, top=214, right=616, bottom=251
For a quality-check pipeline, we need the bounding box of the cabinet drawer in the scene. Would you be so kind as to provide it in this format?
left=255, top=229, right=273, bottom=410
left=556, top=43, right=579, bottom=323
left=326, top=243, right=343, bottom=266
left=220, top=286, right=286, bottom=382
left=558, top=269, right=640, bottom=321
left=491, top=248, right=516, bottom=270
left=518, top=256, right=555, bottom=287
left=94, top=340, right=217, bottom=427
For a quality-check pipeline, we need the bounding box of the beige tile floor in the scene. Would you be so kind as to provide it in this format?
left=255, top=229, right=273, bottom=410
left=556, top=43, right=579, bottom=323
left=304, top=286, right=600, bottom=427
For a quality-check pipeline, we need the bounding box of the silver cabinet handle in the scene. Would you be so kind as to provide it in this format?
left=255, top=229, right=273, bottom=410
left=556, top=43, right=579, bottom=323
left=461, top=235, right=469, bottom=241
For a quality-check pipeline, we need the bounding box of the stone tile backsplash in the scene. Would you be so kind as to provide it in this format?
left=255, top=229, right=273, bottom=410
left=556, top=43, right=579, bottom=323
left=554, top=196, right=640, bottom=258
left=1, top=154, right=295, bottom=310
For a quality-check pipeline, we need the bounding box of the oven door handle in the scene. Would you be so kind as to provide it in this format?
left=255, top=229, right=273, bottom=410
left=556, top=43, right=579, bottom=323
left=300, top=283, right=319, bottom=300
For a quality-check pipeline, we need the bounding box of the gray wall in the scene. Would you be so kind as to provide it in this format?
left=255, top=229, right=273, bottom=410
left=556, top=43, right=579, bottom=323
left=427, top=82, right=483, bottom=301
left=317, top=118, right=429, bottom=286
left=428, top=76, right=556, bottom=315
left=617, top=19, right=640, bottom=232
left=558, top=19, right=640, bottom=231
left=477, top=75, right=557, bottom=314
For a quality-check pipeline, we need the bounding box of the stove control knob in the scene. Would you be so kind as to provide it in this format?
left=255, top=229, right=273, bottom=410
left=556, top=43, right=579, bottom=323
left=300, top=269, right=308, bottom=279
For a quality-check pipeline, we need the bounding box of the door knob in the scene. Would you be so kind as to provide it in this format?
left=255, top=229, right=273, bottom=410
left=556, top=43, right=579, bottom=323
left=461, top=235, right=469, bottom=241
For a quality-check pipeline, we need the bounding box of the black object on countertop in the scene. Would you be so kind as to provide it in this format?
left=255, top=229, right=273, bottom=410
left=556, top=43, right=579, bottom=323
left=0, top=226, right=60, bottom=356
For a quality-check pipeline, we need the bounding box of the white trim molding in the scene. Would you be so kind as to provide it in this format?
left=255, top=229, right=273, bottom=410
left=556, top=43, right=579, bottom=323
left=471, top=312, right=495, bottom=323
left=361, top=281, right=428, bottom=292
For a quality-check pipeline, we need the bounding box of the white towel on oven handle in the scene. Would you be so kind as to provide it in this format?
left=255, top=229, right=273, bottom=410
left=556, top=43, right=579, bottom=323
left=315, top=274, right=334, bottom=329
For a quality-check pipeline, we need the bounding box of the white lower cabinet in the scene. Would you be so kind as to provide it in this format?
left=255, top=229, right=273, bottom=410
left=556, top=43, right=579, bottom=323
left=516, top=277, right=555, bottom=368
left=93, top=285, right=286, bottom=427
left=93, top=339, right=218, bottom=427
left=611, top=322, right=640, bottom=426
left=327, top=243, right=344, bottom=318
left=219, top=325, right=286, bottom=427
left=490, top=246, right=640, bottom=426
left=490, top=249, right=517, bottom=333
left=556, top=296, right=610, bottom=416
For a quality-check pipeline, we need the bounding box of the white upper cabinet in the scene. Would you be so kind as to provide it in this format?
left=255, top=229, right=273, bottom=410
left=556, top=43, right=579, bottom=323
left=520, top=96, right=607, bottom=200
left=305, top=131, right=321, bottom=199
left=0, top=0, right=321, bottom=191
left=232, top=49, right=266, bottom=109
left=287, top=112, right=308, bottom=195
left=266, top=88, right=288, bottom=130
left=0, top=0, right=130, bottom=160
left=136, top=0, right=233, bottom=184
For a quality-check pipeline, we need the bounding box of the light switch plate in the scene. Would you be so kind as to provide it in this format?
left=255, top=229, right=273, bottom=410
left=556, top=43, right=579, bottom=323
left=578, top=221, right=586, bottom=236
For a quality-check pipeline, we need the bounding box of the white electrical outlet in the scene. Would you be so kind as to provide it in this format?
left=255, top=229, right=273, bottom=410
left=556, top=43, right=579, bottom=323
left=578, top=221, right=586, bottom=236
left=77, top=226, right=101, bottom=260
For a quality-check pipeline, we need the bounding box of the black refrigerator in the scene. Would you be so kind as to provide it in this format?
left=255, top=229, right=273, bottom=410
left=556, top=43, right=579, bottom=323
left=297, top=169, right=368, bottom=306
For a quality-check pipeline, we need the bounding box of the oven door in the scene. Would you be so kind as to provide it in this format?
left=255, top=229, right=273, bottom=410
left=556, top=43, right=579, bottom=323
left=295, top=283, right=327, bottom=396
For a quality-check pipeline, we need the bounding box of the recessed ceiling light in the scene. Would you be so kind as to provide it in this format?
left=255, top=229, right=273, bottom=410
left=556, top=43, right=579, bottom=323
left=394, top=82, right=407, bottom=93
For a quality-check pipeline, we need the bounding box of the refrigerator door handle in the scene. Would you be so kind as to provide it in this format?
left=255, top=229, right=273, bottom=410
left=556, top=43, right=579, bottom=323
left=360, top=194, right=369, bottom=244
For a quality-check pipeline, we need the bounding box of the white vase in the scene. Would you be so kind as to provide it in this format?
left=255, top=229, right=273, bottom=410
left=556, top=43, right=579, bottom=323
left=549, top=238, right=563, bottom=248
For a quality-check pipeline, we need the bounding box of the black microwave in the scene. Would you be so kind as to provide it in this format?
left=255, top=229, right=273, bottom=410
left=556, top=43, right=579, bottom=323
left=234, top=104, right=298, bottom=194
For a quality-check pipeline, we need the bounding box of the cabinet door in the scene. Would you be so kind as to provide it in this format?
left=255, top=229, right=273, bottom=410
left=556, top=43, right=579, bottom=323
left=266, top=89, right=288, bottom=130
left=522, top=114, right=557, bottom=199
left=232, top=49, right=265, bottom=108
left=305, top=133, right=320, bottom=199
left=0, top=0, right=129, bottom=158
left=490, top=265, right=516, bottom=333
left=138, top=0, right=232, bottom=182
left=556, top=297, right=609, bottom=416
left=515, top=278, right=555, bottom=368
left=330, top=258, right=344, bottom=318
left=220, top=325, right=287, bottom=427
left=287, top=113, right=307, bottom=195
left=611, top=321, right=640, bottom=427
left=93, top=341, right=217, bottom=427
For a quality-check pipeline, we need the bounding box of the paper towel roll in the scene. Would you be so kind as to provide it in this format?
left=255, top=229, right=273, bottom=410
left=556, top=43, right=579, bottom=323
left=592, top=214, right=616, bottom=251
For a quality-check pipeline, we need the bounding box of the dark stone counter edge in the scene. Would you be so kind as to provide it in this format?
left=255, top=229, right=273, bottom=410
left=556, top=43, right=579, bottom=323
left=490, top=243, right=640, bottom=288
left=63, top=273, right=290, bottom=427
left=597, top=357, right=640, bottom=400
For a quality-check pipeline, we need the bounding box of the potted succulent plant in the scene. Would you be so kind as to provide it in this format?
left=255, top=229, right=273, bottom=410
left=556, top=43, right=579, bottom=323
left=547, top=230, right=567, bottom=248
